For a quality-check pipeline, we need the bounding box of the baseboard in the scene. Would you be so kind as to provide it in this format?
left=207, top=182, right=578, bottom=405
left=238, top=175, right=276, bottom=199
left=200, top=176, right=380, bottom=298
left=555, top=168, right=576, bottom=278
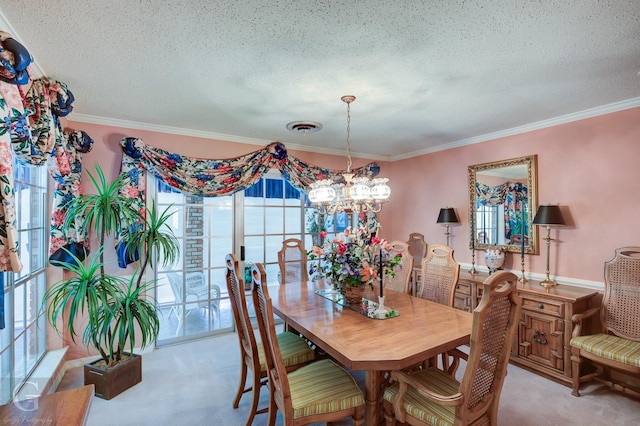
left=459, top=263, right=604, bottom=291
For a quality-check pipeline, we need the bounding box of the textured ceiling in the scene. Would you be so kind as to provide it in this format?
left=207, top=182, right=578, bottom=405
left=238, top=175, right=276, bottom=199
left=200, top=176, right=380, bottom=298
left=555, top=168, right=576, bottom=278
left=1, top=1, right=639, bottom=160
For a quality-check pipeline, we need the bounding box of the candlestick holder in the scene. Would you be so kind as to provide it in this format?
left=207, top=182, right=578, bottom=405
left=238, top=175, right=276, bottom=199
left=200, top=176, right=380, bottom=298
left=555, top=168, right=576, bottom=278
left=519, top=254, right=527, bottom=284
left=469, top=249, right=477, bottom=274
left=374, top=296, right=388, bottom=318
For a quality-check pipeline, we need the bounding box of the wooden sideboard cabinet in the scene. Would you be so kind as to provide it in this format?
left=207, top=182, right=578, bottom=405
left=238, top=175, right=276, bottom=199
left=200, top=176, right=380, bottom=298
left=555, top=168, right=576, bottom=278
left=457, top=270, right=600, bottom=386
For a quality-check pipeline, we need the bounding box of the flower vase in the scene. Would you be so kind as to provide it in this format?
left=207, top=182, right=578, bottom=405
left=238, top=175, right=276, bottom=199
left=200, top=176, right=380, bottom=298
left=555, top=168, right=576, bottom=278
left=342, top=285, right=365, bottom=305
left=485, top=247, right=506, bottom=274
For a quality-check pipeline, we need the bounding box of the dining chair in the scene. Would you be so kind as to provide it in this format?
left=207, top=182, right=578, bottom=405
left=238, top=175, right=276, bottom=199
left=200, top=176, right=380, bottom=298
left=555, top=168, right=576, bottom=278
left=278, top=238, right=309, bottom=283
left=277, top=238, right=309, bottom=335
left=570, top=247, right=640, bottom=398
left=416, top=244, right=460, bottom=369
left=251, top=262, right=365, bottom=426
left=384, top=241, right=414, bottom=294
left=383, top=271, right=522, bottom=426
left=407, top=232, right=427, bottom=295
left=416, top=244, right=460, bottom=307
left=225, top=254, right=315, bottom=426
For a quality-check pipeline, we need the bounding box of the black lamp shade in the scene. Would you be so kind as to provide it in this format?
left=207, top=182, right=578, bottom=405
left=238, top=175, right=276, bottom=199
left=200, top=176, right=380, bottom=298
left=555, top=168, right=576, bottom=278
left=437, top=207, right=459, bottom=224
left=532, top=205, right=565, bottom=226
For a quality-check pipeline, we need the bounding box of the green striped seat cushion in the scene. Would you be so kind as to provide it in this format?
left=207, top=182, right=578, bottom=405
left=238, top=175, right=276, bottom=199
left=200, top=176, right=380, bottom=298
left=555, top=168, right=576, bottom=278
left=257, top=331, right=315, bottom=371
left=570, top=333, right=640, bottom=367
left=383, top=368, right=458, bottom=426
left=288, top=359, right=364, bottom=419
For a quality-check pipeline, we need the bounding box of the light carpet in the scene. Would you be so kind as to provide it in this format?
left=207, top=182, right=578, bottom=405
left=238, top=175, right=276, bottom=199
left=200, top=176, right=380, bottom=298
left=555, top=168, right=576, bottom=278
left=57, top=332, right=640, bottom=425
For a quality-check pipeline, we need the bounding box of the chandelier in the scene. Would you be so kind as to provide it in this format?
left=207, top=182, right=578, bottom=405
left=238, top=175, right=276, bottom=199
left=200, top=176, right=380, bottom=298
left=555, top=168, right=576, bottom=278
left=308, top=95, right=391, bottom=214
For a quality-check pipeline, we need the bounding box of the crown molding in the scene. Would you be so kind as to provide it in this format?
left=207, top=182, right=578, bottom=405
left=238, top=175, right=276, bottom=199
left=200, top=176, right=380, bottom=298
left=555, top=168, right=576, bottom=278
left=390, top=97, right=640, bottom=162
left=72, top=97, right=640, bottom=164
left=67, top=113, right=389, bottom=162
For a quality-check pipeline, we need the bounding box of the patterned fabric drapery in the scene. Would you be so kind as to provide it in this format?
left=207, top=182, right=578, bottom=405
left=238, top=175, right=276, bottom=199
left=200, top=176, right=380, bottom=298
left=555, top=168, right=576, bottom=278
left=0, top=66, right=92, bottom=270
left=48, top=130, right=94, bottom=263
left=118, top=137, right=381, bottom=266
left=476, top=181, right=528, bottom=240
left=0, top=71, right=31, bottom=272
left=120, top=138, right=380, bottom=196
left=476, top=181, right=527, bottom=207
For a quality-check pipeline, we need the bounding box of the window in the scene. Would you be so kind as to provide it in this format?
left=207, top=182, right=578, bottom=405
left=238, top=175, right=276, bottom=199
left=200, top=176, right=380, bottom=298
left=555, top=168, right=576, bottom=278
left=0, top=161, right=48, bottom=404
left=243, top=173, right=306, bottom=284
left=154, top=180, right=234, bottom=343
left=476, top=204, right=500, bottom=245
left=155, top=171, right=325, bottom=345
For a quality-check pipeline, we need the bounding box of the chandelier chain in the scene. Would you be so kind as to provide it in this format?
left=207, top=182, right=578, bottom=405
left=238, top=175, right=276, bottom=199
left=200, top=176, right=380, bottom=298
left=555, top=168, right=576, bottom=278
left=307, top=94, right=391, bottom=214
left=345, top=100, right=352, bottom=172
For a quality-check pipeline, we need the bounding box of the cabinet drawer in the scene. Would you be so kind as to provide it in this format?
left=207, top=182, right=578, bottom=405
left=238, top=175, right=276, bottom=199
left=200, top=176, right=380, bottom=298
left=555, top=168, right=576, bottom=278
left=455, top=281, right=472, bottom=296
left=520, top=296, right=564, bottom=318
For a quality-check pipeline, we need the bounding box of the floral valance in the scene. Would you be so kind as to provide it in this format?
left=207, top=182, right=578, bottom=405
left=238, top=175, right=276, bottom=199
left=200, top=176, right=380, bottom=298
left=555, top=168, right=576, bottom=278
left=476, top=181, right=528, bottom=207
left=117, top=138, right=381, bottom=268
left=120, top=138, right=380, bottom=196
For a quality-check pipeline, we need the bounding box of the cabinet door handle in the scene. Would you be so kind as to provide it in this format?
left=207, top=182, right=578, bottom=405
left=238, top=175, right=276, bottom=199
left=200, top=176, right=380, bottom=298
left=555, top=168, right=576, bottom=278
left=533, top=330, right=547, bottom=345
left=537, top=303, right=544, bottom=309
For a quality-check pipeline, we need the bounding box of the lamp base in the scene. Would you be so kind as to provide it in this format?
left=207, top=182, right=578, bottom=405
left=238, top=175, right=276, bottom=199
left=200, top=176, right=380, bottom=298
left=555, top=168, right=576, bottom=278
left=539, top=279, right=557, bottom=288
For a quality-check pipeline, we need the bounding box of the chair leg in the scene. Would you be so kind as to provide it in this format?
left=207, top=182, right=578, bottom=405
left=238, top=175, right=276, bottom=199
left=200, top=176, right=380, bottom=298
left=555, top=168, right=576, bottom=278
left=571, top=351, right=582, bottom=397
left=233, top=362, right=248, bottom=408
left=267, top=391, right=278, bottom=426
left=244, top=370, right=262, bottom=426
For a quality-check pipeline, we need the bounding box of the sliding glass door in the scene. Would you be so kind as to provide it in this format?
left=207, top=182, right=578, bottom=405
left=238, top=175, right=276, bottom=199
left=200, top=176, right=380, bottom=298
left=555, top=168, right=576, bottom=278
left=155, top=171, right=309, bottom=345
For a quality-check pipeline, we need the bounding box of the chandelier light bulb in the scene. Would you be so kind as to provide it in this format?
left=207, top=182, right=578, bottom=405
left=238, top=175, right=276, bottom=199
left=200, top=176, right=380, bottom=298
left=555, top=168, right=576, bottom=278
left=349, top=177, right=371, bottom=200
left=370, top=178, right=391, bottom=200
left=308, top=95, right=391, bottom=214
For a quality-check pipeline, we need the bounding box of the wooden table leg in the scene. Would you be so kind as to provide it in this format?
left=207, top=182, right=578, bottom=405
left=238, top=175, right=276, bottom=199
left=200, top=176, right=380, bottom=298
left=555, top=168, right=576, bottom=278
left=365, top=370, right=383, bottom=425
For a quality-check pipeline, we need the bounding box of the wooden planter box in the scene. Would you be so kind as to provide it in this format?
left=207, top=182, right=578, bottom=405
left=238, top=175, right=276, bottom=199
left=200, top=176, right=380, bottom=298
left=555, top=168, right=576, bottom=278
left=84, top=353, right=142, bottom=400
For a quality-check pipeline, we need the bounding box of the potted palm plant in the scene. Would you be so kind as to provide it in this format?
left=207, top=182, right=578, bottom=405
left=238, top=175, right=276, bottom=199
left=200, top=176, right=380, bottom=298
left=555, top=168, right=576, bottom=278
left=44, top=164, right=179, bottom=399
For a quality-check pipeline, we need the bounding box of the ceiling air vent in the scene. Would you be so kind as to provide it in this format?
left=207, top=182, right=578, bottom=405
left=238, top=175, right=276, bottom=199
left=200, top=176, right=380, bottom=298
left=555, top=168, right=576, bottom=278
left=286, top=121, right=323, bottom=134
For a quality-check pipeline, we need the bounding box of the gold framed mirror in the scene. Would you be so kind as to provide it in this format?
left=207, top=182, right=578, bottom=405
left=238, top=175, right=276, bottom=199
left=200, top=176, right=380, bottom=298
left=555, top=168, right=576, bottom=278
left=468, top=155, right=538, bottom=254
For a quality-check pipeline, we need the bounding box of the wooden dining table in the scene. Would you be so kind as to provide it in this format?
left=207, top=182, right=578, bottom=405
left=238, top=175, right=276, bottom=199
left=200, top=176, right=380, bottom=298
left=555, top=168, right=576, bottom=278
left=270, top=281, right=473, bottom=425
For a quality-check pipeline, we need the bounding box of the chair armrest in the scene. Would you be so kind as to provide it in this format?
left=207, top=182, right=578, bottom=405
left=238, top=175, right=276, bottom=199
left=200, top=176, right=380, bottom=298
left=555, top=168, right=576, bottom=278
left=571, top=307, right=600, bottom=338
left=390, top=370, right=464, bottom=407
left=444, top=348, right=468, bottom=376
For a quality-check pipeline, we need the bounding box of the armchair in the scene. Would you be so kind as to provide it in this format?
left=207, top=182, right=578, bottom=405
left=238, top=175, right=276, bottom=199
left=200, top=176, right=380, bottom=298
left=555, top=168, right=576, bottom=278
left=570, top=247, right=640, bottom=398
left=383, top=271, right=521, bottom=426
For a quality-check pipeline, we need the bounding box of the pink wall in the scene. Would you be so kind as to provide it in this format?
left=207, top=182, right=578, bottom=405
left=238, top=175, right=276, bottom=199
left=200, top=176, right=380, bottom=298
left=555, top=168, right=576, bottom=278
left=67, top=106, right=640, bottom=285
left=381, top=107, right=640, bottom=284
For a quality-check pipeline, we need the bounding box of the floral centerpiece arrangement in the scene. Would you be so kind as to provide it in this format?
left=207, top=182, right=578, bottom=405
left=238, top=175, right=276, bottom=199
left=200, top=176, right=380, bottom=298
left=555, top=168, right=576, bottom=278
left=308, top=226, right=402, bottom=303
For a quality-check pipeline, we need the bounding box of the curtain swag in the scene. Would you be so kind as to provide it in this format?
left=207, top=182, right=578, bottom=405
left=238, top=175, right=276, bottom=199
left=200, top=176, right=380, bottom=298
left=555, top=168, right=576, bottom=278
left=117, top=137, right=381, bottom=267
left=476, top=181, right=528, bottom=207
left=119, top=138, right=380, bottom=197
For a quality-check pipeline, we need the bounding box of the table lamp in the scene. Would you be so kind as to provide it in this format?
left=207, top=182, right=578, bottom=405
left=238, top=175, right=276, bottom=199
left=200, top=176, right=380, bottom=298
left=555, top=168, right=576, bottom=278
left=532, top=205, right=566, bottom=288
left=437, top=207, right=459, bottom=247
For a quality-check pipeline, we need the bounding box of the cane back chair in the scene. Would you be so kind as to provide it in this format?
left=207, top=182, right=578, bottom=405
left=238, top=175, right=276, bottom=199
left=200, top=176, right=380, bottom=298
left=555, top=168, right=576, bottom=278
left=570, top=247, right=640, bottom=398
left=384, top=241, right=414, bottom=294
left=417, top=244, right=460, bottom=307
left=383, top=271, right=522, bottom=426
